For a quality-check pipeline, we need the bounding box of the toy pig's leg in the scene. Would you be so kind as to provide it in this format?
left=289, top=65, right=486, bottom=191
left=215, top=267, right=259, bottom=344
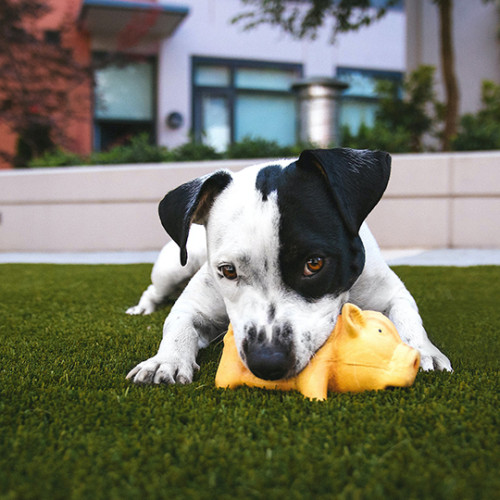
left=296, top=364, right=329, bottom=401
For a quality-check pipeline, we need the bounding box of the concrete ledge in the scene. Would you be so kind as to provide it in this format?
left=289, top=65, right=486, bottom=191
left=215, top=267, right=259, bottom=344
left=0, top=159, right=259, bottom=203
left=366, top=150, right=500, bottom=249
left=1, top=151, right=500, bottom=252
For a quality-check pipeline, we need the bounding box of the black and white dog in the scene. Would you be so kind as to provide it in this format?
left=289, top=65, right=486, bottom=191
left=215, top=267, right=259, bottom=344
left=126, top=148, right=452, bottom=385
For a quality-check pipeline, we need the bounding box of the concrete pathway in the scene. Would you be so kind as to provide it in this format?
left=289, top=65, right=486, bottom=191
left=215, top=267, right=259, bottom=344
left=382, top=248, right=500, bottom=266
left=0, top=251, right=160, bottom=264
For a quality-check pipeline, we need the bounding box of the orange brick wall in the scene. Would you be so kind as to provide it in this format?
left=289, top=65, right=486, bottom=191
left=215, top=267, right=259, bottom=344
left=0, top=0, right=92, bottom=169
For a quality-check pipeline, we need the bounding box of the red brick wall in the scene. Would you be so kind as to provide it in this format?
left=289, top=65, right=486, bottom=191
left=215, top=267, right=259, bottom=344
left=0, top=0, right=92, bottom=169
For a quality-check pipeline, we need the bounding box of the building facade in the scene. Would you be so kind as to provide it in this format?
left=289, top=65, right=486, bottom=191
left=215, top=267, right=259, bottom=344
left=87, top=0, right=407, bottom=153
left=406, top=0, right=500, bottom=116
left=153, top=0, right=406, bottom=152
left=0, top=0, right=409, bottom=167
left=2, top=0, right=499, bottom=169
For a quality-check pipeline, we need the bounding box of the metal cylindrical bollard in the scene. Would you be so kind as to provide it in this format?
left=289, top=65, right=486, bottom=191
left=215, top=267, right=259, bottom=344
left=292, top=78, right=348, bottom=148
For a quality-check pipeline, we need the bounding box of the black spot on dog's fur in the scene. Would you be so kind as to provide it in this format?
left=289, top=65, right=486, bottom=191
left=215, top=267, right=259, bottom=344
left=267, top=303, right=276, bottom=322
left=255, top=165, right=282, bottom=201
left=192, top=314, right=229, bottom=343
left=272, top=322, right=293, bottom=342
left=245, top=323, right=257, bottom=342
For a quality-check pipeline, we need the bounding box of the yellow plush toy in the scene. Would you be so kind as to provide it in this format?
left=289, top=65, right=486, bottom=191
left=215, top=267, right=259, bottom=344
left=215, top=303, right=420, bottom=400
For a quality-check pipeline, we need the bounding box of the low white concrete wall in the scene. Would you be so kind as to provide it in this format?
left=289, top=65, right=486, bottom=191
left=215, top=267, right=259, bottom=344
left=367, top=151, right=500, bottom=248
left=1, top=151, right=499, bottom=252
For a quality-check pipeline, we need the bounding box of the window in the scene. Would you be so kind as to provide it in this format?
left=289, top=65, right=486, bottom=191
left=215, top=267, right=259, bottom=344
left=336, top=67, right=403, bottom=135
left=193, top=57, right=302, bottom=152
left=370, top=0, right=404, bottom=10
left=93, top=55, right=156, bottom=151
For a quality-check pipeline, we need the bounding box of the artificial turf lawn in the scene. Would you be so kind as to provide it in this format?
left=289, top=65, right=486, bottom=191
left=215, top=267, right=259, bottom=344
left=0, top=264, right=498, bottom=500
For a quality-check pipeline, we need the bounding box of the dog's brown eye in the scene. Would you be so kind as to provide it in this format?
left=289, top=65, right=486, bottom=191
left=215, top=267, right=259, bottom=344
left=304, top=257, right=324, bottom=277
left=219, top=264, right=238, bottom=280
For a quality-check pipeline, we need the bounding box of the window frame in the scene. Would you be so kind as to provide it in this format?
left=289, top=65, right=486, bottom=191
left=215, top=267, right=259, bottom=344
left=92, top=52, right=158, bottom=151
left=336, top=66, right=403, bottom=133
left=192, top=56, right=303, bottom=147
left=336, top=66, right=403, bottom=100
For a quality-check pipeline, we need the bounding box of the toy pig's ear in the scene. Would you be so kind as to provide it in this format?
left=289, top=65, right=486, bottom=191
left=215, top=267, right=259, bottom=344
left=342, top=303, right=366, bottom=338
left=297, top=148, right=391, bottom=235
left=158, top=170, right=233, bottom=266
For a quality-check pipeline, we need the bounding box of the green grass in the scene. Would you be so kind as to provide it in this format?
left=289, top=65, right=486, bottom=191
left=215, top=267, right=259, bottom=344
left=0, top=264, right=498, bottom=499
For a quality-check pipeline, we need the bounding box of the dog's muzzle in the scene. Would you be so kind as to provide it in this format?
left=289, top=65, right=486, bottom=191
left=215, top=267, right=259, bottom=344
left=242, top=332, right=295, bottom=380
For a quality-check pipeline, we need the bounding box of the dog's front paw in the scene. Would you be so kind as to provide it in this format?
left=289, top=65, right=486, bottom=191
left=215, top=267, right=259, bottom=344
left=126, top=303, right=156, bottom=315
left=126, top=285, right=164, bottom=315
left=419, top=342, right=453, bottom=372
left=126, top=355, right=199, bottom=385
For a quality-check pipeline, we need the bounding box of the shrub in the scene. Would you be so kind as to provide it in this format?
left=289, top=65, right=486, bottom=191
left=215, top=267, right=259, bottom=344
left=89, top=133, right=170, bottom=164
left=29, top=148, right=87, bottom=167
left=29, top=133, right=172, bottom=167
left=169, top=141, right=221, bottom=161
left=340, top=123, right=413, bottom=153
left=225, top=136, right=295, bottom=159
left=341, top=66, right=441, bottom=153
left=16, top=121, right=55, bottom=167
left=452, top=80, right=500, bottom=151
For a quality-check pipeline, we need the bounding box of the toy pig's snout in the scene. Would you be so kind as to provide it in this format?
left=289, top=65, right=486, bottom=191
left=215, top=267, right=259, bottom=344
left=387, top=343, right=421, bottom=388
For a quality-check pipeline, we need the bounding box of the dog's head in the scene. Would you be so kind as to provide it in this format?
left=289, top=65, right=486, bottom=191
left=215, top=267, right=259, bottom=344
left=159, top=148, right=391, bottom=380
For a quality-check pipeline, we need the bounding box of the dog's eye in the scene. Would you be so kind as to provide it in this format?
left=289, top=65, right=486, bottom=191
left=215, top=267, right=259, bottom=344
left=219, top=264, right=238, bottom=280
left=303, top=257, right=324, bottom=277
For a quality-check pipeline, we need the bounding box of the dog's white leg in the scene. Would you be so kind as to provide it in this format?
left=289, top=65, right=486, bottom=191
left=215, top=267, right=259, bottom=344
left=126, top=225, right=207, bottom=315
left=355, top=225, right=452, bottom=371
left=384, top=285, right=452, bottom=371
left=127, top=263, right=228, bottom=384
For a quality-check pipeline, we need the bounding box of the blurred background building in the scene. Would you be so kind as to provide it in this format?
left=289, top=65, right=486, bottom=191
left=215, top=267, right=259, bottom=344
left=0, top=0, right=498, bottom=168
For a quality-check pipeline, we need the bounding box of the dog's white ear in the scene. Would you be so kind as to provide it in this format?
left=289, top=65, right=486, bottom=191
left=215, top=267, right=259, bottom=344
left=158, top=170, right=233, bottom=265
left=297, top=149, right=391, bottom=235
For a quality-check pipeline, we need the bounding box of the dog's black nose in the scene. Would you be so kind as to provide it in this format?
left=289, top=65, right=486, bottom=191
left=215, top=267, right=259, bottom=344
left=244, top=342, right=292, bottom=381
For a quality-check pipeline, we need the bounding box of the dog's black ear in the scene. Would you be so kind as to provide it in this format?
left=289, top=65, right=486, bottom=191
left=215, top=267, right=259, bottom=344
left=297, top=148, right=391, bottom=235
left=158, top=170, right=233, bottom=265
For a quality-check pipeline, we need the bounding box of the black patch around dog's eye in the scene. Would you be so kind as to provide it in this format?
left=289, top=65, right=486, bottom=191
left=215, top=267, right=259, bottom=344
left=276, top=161, right=365, bottom=299
left=256, top=165, right=282, bottom=201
